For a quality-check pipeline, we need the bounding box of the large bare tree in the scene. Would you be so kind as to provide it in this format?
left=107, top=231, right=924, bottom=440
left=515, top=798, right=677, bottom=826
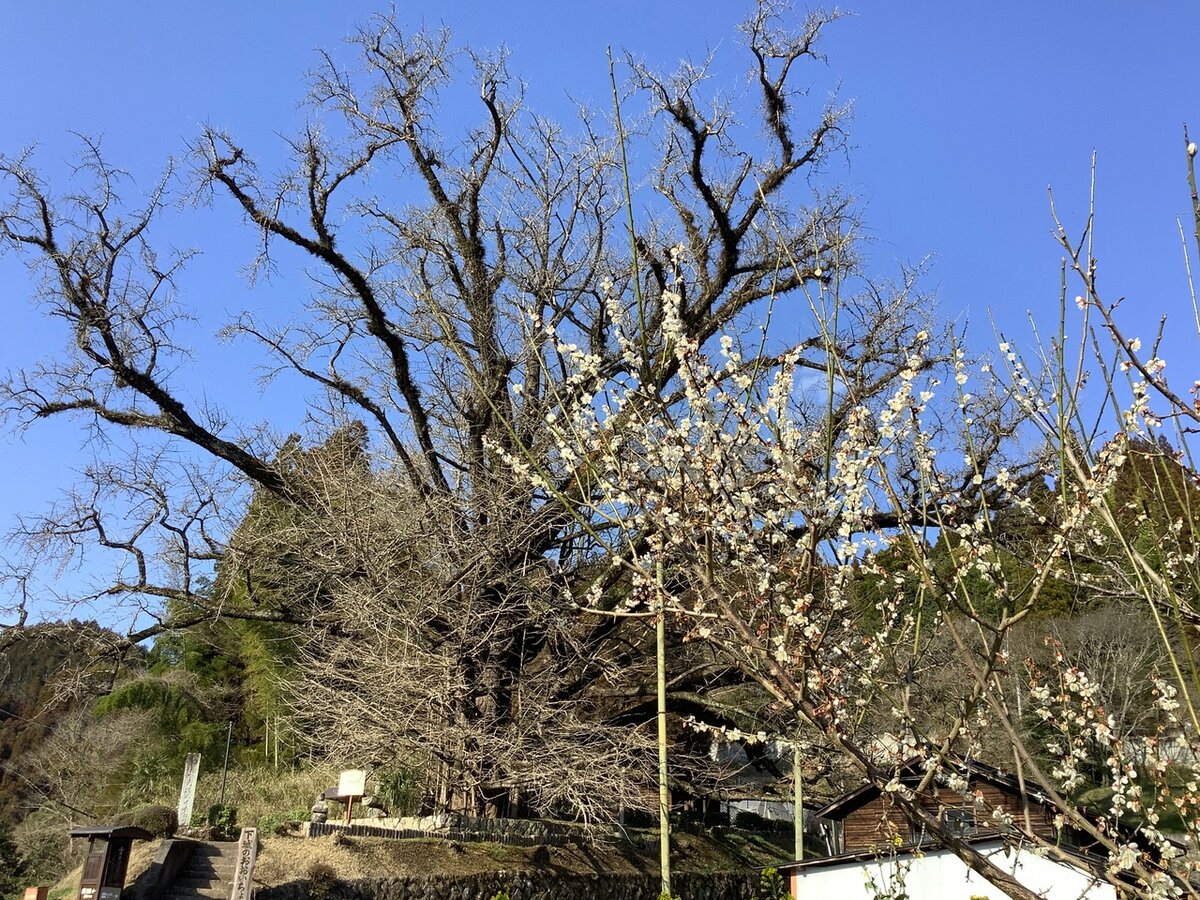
left=0, top=4, right=880, bottom=818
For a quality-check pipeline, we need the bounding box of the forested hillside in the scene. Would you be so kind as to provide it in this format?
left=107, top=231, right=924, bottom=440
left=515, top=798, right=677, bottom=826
left=0, top=624, right=127, bottom=822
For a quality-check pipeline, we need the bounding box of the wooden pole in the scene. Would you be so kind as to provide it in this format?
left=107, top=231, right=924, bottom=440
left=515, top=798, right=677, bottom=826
left=794, top=739, right=804, bottom=862
left=656, top=555, right=671, bottom=898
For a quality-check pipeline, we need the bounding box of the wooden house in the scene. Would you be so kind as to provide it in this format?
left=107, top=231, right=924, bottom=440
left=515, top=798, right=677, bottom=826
left=814, top=756, right=1061, bottom=854
left=778, top=757, right=1161, bottom=899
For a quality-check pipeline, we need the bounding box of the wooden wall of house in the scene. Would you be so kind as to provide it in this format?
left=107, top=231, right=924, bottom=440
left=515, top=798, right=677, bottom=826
left=839, top=779, right=1058, bottom=852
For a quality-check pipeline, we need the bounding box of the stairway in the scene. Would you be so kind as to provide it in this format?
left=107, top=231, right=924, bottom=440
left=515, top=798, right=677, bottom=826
left=163, top=840, right=238, bottom=900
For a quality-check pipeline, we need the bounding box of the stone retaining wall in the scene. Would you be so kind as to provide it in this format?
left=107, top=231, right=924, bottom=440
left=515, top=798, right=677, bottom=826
left=306, top=816, right=593, bottom=847
left=258, top=871, right=760, bottom=900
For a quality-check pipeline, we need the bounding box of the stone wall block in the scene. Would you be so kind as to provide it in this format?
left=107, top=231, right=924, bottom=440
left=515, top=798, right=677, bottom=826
left=255, top=870, right=760, bottom=900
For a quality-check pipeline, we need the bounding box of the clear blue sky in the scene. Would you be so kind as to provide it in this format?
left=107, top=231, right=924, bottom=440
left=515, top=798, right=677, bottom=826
left=1, top=2, right=1196, bottom=613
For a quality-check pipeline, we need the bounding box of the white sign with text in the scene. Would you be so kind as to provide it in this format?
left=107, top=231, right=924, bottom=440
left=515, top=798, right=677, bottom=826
left=338, top=769, right=366, bottom=798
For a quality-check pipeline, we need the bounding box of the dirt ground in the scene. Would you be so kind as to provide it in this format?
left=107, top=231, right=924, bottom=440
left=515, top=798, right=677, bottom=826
left=252, top=828, right=792, bottom=886
left=47, top=827, right=790, bottom=892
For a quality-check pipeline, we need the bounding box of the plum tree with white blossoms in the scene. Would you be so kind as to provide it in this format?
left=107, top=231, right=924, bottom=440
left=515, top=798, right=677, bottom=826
left=514, top=140, right=1200, bottom=896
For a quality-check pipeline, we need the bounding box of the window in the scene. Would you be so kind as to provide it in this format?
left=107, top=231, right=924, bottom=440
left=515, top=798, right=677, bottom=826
left=942, top=807, right=978, bottom=837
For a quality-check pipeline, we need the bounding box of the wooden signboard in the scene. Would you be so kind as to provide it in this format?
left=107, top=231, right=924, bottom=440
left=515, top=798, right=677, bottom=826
left=338, top=769, right=366, bottom=797
left=337, top=769, right=366, bottom=823
left=70, top=826, right=152, bottom=900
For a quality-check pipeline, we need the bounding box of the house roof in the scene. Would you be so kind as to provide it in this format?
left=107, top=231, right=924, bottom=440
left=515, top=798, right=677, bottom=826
left=804, top=756, right=1181, bottom=881
left=814, top=756, right=1049, bottom=820
left=773, top=832, right=1011, bottom=872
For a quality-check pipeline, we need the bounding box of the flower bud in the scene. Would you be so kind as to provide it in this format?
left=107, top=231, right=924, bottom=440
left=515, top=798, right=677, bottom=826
left=1190, top=142, right=1198, bottom=158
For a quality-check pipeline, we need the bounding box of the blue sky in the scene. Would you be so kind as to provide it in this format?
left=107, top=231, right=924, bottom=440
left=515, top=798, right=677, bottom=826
left=0, top=2, right=1196, bottom=613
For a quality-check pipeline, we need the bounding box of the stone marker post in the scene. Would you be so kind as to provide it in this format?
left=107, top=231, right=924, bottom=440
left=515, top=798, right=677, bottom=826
left=177, top=752, right=201, bottom=829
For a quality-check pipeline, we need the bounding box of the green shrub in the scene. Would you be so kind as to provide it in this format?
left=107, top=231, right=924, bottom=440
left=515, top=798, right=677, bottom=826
left=13, top=810, right=71, bottom=886
left=207, top=803, right=238, bottom=836
left=113, top=804, right=178, bottom=837
left=757, top=867, right=789, bottom=900
left=621, top=808, right=654, bottom=828
left=307, top=861, right=339, bottom=900
left=0, top=822, right=29, bottom=897
left=258, top=809, right=307, bottom=835
left=375, top=767, right=421, bottom=816
left=734, top=810, right=767, bottom=830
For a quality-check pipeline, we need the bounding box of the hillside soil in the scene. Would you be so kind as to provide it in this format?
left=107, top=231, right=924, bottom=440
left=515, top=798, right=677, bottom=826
left=251, top=828, right=794, bottom=886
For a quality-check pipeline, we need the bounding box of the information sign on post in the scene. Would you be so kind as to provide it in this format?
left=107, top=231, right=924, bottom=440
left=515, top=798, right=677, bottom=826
left=337, top=769, right=366, bottom=824
left=177, top=752, right=202, bottom=829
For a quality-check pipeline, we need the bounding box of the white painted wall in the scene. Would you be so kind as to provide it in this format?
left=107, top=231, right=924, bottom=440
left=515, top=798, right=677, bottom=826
left=790, top=840, right=1117, bottom=900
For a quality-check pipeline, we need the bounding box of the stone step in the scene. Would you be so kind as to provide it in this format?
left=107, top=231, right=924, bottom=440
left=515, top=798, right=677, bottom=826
left=166, top=840, right=238, bottom=900
left=177, top=868, right=234, bottom=883
left=171, top=877, right=231, bottom=894
left=188, top=855, right=236, bottom=867
left=178, top=868, right=235, bottom=883
left=183, top=853, right=236, bottom=868
left=190, top=847, right=238, bottom=860
left=174, top=874, right=230, bottom=889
